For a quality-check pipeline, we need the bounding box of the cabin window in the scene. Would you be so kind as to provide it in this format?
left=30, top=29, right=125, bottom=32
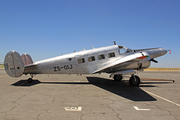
left=108, top=52, right=115, bottom=58
left=98, top=54, right=105, bottom=60
left=88, top=56, right=95, bottom=62
left=78, top=58, right=85, bottom=64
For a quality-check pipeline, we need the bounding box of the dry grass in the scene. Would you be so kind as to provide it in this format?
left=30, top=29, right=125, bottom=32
left=145, top=68, right=180, bottom=71
left=0, top=64, right=4, bottom=69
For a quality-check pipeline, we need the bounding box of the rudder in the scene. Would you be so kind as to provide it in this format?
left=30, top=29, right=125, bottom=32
left=4, top=51, right=25, bottom=77
left=21, top=53, right=33, bottom=66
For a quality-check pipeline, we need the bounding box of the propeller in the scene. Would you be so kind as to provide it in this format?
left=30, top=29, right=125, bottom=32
left=150, top=58, right=158, bottom=63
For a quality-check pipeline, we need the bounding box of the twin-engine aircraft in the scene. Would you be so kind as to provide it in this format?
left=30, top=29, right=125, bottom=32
left=4, top=44, right=167, bottom=86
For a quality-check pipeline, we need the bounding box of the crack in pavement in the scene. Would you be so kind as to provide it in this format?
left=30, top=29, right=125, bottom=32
left=12, top=92, right=32, bottom=104
left=0, top=92, right=32, bottom=119
left=73, top=88, right=82, bottom=106
left=46, top=97, right=55, bottom=113
left=36, top=97, right=55, bottom=120
left=1, top=105, right=17, bottom=119
left=167, top=110, right=178, bottom=120
left=80, top=113, right=83, bottom=120
left=151, top=103, right=178, bottom=120
left=80, top=108, right=93, bottom=120
left=106, top=96, right=122, bottom=120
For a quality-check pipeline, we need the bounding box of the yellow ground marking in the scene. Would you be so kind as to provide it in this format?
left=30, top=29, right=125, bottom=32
left=140, top=77, right=175, bottom=83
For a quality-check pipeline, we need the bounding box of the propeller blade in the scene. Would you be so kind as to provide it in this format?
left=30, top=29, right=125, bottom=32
left=150, top=59, right=158, bottom=63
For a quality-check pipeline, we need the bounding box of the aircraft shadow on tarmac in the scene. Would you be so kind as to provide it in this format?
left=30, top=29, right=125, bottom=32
left=11, top=76, right=174, bottom=101
left=11, top=79, right=90, bottom=87
left=86, top=77, right=157, bottom=101
left=11, top=79, right=41, bottom=86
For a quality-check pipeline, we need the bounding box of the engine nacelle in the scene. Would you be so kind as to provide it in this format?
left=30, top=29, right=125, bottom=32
left=138, top=58, right=151, bottom=70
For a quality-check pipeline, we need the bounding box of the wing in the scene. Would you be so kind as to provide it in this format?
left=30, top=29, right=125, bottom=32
left=91, top=52, right=149, bottom=74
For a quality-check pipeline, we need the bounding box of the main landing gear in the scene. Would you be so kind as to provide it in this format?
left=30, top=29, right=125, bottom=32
left=129, top=75, right=140, bottom=87
left=113, top=74, right=141, bottom=86
left=113, top=74, right=123, bottom=81
left=27, top=74, right=36, bottom=83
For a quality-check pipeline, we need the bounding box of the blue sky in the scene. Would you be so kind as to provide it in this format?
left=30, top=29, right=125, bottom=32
left=0, top=0, right=179, bottom=68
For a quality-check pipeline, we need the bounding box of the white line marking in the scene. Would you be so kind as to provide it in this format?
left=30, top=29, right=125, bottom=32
left=133, top=106, right=150, bottom=111
left=144, top=90, right=180, bottom=107
left=64, top=107, right=82, bottom=111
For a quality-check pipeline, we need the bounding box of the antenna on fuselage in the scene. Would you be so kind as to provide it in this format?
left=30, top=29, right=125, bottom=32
left=113, top=41, right=116, bottom=45
left=82, top=47, right=85, bottom=51
left=91, top=45, right=95, bottom=49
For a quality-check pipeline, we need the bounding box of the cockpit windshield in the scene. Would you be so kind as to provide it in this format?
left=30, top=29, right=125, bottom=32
left=119, top=48, right=127, bottom=54
left=118, top=45, right=133, bottom=54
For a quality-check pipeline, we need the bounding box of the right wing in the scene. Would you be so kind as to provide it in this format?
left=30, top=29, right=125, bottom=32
left=92, top=52, right=149, bottom=74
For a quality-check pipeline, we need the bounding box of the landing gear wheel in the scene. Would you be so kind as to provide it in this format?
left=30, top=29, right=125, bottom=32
left=129, top=75, right=140, bottom=86
left=113, top=74, right=123, bottom=81
left=28, top=78, right=33, bottom=83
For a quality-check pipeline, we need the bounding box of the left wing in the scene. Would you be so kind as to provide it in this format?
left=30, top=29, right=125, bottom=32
left=92, top=52, right=149, bottom=74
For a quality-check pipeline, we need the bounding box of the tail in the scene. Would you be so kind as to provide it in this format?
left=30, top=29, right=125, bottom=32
left=4, top=51, right=33, bottom=77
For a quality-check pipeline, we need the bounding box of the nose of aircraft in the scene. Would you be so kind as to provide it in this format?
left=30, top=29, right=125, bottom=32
left=159, top=48, right=168, bottom=56
left=147, top=48, right=168, bottom=58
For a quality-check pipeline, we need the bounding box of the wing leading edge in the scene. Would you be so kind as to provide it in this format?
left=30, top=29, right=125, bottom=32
left=91, top=51, right=149, bottom=74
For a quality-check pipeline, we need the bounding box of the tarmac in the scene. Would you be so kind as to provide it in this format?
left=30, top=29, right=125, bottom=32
left=0, top=69, right=180, bottom=120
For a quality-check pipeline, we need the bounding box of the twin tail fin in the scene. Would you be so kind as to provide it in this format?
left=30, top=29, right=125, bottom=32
left=4, top=51, right=33, bottom=77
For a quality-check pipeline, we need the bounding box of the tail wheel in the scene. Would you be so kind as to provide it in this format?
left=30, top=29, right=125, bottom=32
left=27, top=74, right=36, bottom=83
left=113, top=74, right=123, bottom=81
left=28, top=78, right=33, bottom=83
left=129, top=75, right=140, bottom=86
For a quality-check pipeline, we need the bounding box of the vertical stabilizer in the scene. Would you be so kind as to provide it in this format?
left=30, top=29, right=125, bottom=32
left=21, top=53, right=33, bottom=66
left=4, top=51, right=25, bottom=77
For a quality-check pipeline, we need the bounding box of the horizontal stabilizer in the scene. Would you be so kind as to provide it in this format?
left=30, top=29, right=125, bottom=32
left=24, top=64, right=37, bottom=68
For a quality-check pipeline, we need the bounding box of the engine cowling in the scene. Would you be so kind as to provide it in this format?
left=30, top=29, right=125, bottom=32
left=138, top=58, right=151, bottom=70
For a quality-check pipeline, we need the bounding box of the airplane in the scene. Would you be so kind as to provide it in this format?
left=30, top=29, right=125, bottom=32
left=4, top=43, right=168, bottom=86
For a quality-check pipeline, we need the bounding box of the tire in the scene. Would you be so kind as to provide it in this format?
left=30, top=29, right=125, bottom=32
left=129, top=75, right=140, bottom=86
left=113, top=74, right=123, bottom=81
left=28, top=78, right=33, bottom=83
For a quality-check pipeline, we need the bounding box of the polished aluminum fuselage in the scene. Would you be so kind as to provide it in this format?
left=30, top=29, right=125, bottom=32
left=24, top=45, right=167, bottom=75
